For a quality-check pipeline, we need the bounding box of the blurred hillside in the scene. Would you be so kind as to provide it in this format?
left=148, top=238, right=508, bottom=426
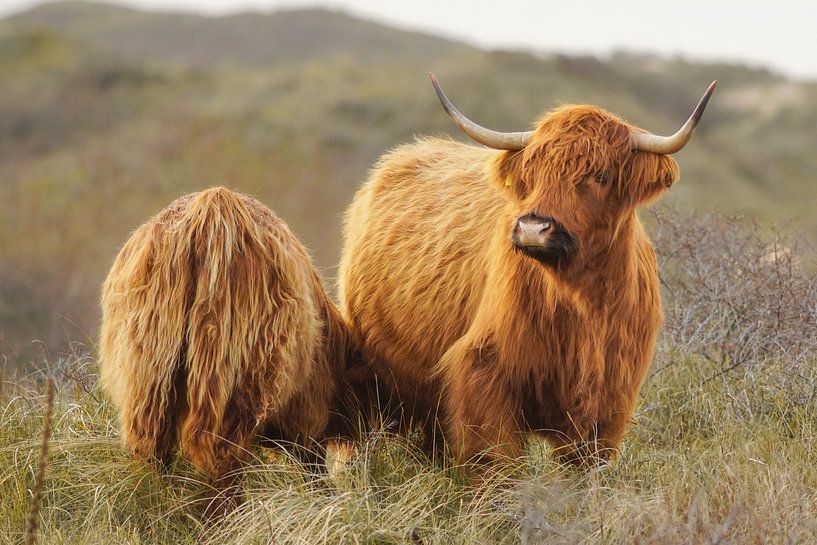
left=2, top=1, right=816, bottom=369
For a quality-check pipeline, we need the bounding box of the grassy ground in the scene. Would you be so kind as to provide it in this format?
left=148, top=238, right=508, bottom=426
left=2, top=348, right=815, bottom=544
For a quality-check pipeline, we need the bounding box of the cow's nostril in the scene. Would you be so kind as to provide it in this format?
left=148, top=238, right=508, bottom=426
left=541, top=222, right=551, bottom=232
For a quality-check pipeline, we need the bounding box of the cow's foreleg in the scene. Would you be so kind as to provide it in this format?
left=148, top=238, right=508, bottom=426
left=545, top=399, right=631, bottom=467
left=441, top=340, right=524, bottom=465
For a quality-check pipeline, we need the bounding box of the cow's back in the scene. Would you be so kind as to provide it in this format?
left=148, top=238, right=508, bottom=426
left=338, top=139, right=505, bottom=413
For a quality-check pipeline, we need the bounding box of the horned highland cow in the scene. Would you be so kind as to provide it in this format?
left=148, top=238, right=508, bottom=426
left=100, top=187, right=360, bottom=515
left=339, top=74, right=716, bottom=465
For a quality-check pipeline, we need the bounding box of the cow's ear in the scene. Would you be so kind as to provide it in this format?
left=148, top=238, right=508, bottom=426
left=620, top=149, right=680, bottom=208
left=491, top=150, right=529, bottom=200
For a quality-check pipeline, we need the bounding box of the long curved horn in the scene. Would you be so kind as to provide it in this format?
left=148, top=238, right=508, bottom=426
left=631, top=80, right=718, bottom=154
left=430, top=73, right=533, bottom=151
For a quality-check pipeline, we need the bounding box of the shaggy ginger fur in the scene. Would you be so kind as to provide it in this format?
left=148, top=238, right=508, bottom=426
left=100, top=187, right=359, bottom=514
left=339, top=104, right=682, bottom=465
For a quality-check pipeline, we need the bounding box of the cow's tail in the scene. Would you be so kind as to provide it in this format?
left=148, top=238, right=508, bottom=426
left=176, top=187, right=263, bottom=482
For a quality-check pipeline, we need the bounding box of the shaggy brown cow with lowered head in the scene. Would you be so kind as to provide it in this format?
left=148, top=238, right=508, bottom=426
left=339, top=75, right=716, bottom=465
left=100, top=187, right=360, bottom=515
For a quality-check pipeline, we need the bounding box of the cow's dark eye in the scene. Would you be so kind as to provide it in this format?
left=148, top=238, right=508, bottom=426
left=595, top=172, right=609, bottom=184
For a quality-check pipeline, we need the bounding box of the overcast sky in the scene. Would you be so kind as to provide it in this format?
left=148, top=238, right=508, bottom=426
left=2, top=0, right=816, bottom=80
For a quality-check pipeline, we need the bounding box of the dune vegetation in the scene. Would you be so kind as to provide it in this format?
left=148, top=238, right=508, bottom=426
left=2, top=3, right=816, bottom=544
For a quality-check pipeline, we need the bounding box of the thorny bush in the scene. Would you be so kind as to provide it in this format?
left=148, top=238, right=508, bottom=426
left=650, top=208, right=817, bottom=405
